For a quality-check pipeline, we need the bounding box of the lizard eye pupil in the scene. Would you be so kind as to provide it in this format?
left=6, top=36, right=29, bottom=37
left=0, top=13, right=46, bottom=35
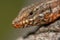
left=30, top=12, right=33, bottom=15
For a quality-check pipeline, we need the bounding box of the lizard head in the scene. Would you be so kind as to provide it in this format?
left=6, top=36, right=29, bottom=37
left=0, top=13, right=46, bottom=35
left=12, top=1, right=44, bottom=28
left=12, top=6, right=38, bottom=28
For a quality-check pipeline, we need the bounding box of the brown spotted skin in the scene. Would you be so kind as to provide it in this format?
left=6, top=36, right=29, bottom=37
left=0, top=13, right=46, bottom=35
left=12, top=0, right=60, bottom=28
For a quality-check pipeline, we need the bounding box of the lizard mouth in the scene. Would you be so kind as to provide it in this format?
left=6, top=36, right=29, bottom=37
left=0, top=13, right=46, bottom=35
left=12, top=20, right=29, bottom=28
left=12, top=19, right=34, bottom=28
left=13, top=23, right=20, bottom=28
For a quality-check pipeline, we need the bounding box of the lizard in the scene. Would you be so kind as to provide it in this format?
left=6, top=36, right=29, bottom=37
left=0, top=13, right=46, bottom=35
left=12, top=0, right=60, bottom=28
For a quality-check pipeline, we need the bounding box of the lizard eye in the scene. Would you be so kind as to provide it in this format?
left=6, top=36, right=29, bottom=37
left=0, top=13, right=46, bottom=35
left=29, top=11, right=33, bottom=15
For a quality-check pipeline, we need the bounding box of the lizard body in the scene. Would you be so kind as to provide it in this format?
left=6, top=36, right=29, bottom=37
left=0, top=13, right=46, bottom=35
left=12, top=0, right=60, bottom=28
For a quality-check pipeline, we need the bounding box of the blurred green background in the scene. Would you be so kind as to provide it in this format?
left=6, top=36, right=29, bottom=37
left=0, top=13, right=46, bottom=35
left=0, top=0, right=28, bottom=40
left=0, top=0, right=40, bottom=40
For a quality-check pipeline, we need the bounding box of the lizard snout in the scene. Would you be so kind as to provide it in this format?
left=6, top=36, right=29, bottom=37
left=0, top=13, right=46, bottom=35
left=12, top=23, right=20, bottom=28
left=12, top=20, right=23, bottom=28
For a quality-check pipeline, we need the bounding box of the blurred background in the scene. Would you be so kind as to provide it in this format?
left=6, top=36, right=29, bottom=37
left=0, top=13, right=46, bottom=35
left=0, top=0, right=40, bottom=40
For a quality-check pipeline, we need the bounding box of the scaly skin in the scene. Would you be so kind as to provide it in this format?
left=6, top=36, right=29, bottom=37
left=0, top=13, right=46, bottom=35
left=12, top=0, right=60, bottom=28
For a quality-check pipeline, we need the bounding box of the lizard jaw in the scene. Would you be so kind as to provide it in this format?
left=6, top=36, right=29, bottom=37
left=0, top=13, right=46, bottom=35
left=12, top=20, right=29, bottom=28
left=12, top=18, right=34, bottom=28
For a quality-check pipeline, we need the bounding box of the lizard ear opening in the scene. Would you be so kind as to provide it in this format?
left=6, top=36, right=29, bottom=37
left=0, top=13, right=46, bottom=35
left=29, top=11, right=33, bottom=15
